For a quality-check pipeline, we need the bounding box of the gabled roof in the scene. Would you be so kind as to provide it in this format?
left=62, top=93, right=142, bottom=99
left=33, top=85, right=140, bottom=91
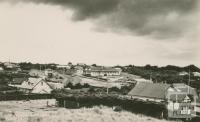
left=89, top=66, right=120, bottom=72
left=172, top=83, right=198, bottom=97
left=20, top=78, right=44, bottom=89
left=128, top=82, right=171, bottom=100
left=11, top=78, right=28, bottom=85
left=168, top=94, right=193, bottom=102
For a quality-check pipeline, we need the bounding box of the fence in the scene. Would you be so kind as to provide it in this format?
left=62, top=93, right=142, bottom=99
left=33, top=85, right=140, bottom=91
left=55, top=95, right=167, bottom=118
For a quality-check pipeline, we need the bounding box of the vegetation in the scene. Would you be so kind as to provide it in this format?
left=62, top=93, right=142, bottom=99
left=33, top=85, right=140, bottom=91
left=121, top=64, right=200, bottom=91
left=19, top=62, right=57, bottom=70
left=65, top=82, right=90, bottom=89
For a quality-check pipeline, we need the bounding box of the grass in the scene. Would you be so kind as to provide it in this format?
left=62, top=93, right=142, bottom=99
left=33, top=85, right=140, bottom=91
left=0, top=99, right=172, bottom=122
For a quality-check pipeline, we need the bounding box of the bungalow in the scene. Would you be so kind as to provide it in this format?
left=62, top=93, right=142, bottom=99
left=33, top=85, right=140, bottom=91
left=128, top=82, right=198, bottom=119
left=75, top=66, right=84, bottom=75
left=9, top=78, right=53, bottom=94
left=44, top=69, right=53, bottom=78
left=0, top=67, right=3, bottom=71
left=56, top=65, right=71, bottom=69
left=3, top=62, right=20, bottom=70
left=179, top=71, right=189, bottom=76
left=47, top=82, right=64, bottom=89
left=10, top=78, right=28, bottom=85
left=84, top=66, right=122, bottom=77
left=193, top=72, right=200, bottom=77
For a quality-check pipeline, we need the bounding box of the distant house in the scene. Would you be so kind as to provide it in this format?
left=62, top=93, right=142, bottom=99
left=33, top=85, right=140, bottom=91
left=75, top=66, right=84, bottom=75
left=179, top=71, right=189, bottom=76
left=56, top=65, right=71, bottom=69
left=47, top=82, right=64, bottom=89
left=3, top=62, right=20, bottom=70
left=9, top=78, right=53, bottom=94
left=193, top=72, right=200, bottom=77
left=10, top=78, right=28, bottom=85
left=44, top=69, right=53, bottom=78
left=133, top=78, right=153, bottom=83
left=29, top=69, right=44, bottom=77
left=0, top=67, right=3, bottom=71
left=84, top=66, right=122, bottom=77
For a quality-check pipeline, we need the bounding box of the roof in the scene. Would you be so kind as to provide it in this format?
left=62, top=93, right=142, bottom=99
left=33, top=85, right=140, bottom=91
left=172, top=83, right=198, bottom=97
left=11, top=78, right=28, bottom=85
left=168, top=94, right=193, bottom=102
left=0, top=67, right=3, bottom=70
left=89, top=67, right=120, bottom=72
left=128, top=82, right=171, bottom=100
left=20, top=78, right=44, bottom=89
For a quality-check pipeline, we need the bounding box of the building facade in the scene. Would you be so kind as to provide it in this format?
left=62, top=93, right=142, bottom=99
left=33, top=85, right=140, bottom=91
left=84, top=67, right=122, bottom=77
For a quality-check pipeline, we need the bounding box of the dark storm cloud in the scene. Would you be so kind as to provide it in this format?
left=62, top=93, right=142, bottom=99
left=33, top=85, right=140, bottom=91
left=1, top=0, right=199, bottom=39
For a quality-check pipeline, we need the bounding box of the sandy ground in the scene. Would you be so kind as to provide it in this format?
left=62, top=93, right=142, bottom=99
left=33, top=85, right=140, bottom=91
left=0, top=99, right=172, bottom=122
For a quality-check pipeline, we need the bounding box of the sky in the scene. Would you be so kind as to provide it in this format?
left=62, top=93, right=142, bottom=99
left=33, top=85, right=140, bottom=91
left=0, top=0, right=199, bottom=66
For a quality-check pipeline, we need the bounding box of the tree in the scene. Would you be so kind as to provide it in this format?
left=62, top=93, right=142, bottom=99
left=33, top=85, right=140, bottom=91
left=92, top=64, right=97, bottom=67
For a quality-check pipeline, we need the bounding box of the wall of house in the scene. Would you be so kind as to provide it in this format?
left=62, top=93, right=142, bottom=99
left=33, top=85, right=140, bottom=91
left=48, top=82, right=64, bottom=89
left=90, top=71, right=120, bottom=77
left=167, top=101, right=195, bottom=118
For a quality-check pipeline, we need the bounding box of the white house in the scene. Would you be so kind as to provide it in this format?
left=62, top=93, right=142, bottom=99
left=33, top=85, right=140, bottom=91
left=47, top=82, right=64, bottom=89
left=193, top=72, right=200, bottom=77
left=56, top=65, right=71, bottom=69
left=84, top=67, right=122, bottom=77
left=75, top=66, right=84, bottom=75
left=0, top=67, right=3, bottom=71
left=3, top=62, right=20, bottom=69
left=179, top=71, right=189, bottom=76
left=44, top=69, right=54, bottom=77
left=9, top=78, right=53, bottom=94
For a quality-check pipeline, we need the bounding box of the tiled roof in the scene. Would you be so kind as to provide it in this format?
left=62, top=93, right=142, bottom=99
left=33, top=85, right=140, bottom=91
left=128, top=82, right=170, bottom=100
left=168, top=94, right=193, bottom=102
left=11, top=78, right=28, bottom=85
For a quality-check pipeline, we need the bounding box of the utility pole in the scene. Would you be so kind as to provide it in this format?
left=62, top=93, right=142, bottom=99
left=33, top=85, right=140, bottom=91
left=188, top=68, right=190, bottom=94
left=150, top=73, right=153, bottom=82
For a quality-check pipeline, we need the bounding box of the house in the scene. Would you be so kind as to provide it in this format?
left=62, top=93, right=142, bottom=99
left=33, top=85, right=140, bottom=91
left=193, top=72, right=200, bottom=77
left=56, top=65, right=71, bottom=69
left=179, top=71, right=189, bottom=76
left=3, top=62, right=20, bottom=69
left=74, top=66, right=84, bottom=75
left=44, top=69, right=53, bottom=78
left=10, top=78, right=28, bottom=85
left=84, top=66, right=122, bottom=77
left=29, top=69, right=44, bottom=77
left=47, top=82, right=64, bottom=89
left=128, top=82, right=198, bottom=119
left=133, top=78, right=153, bottom=83
left=9, top=78, right=53, bottom=94
left=0, top=67, right=3, bottom=71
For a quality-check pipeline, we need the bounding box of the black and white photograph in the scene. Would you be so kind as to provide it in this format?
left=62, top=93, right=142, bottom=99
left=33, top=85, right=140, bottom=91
left=0, top=0, right=200, bottom=122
